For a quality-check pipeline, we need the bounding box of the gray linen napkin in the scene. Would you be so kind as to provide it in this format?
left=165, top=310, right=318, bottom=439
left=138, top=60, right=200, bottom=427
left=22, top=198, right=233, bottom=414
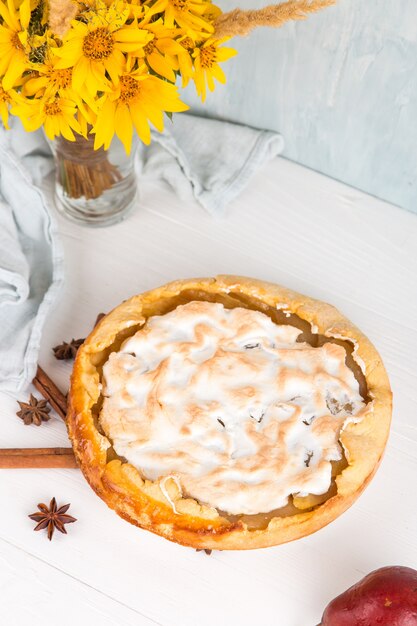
left=0, top=124, right=64, bottom=393
left=0, top=116, right=283, bottom=392
left=145, top=113, right=284, bottom=215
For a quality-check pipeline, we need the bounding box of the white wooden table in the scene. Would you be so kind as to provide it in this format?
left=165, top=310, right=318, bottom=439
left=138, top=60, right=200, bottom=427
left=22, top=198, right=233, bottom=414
left=1, top=157, right=416, bottom=626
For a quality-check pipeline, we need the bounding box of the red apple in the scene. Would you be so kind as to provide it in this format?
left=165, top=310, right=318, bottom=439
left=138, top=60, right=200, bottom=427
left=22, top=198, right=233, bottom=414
left=321, top=566, right=417, bottom=625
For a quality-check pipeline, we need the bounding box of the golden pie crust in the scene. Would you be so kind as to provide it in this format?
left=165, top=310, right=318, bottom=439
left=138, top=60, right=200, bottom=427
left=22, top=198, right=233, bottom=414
left=67, top=276, right=392, bottom=550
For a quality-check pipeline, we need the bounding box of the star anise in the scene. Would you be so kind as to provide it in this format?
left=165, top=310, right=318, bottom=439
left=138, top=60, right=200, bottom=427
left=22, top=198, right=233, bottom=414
left=52, top=314, right=105, bottom=360
left=16, top=394, right=51, bottom=426
left=28, top=498, right=77, bottom=541
left=53, top=338, right=85, bottom=360
left=196, top=549, right=213, bottom=555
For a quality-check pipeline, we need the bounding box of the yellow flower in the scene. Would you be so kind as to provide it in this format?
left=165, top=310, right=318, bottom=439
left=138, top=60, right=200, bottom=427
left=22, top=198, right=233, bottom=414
left=0, top=83, right=20, bottom=128
left=172, top=35, right=195, bottom=87
left=11, top=94, right=82, bottom=140
left=144, top=0, right=213, bottom=39
left=24, top=56, right=73, bottom=97
left=92, top=62, right=188, bottom=152
left=23, top=54, right=97, bottom=134
left=192, top=38, right=236, bottom=101
left=137, top=20, right=185, bottom=82
left=53, top=1, right=152, bottom=96
left=0, top=0, right=31, bottom=89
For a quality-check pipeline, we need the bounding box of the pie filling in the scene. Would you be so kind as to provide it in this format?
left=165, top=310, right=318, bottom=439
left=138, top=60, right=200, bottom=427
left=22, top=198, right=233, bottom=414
left=100, top=301, right=367, bottom=516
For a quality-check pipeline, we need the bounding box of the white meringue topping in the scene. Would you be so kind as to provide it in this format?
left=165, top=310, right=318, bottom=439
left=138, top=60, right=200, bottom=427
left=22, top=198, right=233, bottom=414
left=100, top=301, right=365, bottom=515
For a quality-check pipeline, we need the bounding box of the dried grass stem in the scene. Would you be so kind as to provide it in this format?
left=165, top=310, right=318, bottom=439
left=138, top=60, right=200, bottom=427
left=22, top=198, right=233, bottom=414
left=214, top=0, right=335, bottom=38
left=48, top=0, right=78, bottom=37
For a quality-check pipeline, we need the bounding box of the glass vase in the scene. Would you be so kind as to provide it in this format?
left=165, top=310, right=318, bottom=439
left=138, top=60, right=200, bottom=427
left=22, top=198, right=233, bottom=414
left=48, top=133, right=138, bottom=227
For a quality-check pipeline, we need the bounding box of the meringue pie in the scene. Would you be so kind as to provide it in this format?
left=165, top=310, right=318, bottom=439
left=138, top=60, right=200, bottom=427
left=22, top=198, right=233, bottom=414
left=68, top=276, right=392, bottom=549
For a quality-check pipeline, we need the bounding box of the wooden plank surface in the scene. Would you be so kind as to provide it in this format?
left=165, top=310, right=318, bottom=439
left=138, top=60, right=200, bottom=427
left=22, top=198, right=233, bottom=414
left=0, top=157, right=416, bottom=625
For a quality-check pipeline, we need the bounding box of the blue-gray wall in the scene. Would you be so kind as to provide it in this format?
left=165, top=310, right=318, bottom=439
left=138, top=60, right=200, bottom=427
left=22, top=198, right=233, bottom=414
left=185, top=0, right=417, bottom=213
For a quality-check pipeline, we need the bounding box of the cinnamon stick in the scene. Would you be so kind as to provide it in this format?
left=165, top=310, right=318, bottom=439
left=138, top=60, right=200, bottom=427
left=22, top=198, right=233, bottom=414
left=32, top=365, right=67, bottom=421
left=32, top=312, right=105, bottom=419
left=7, top=314, right=107, bottom=469
left=0, top=448, right=77, bottom=469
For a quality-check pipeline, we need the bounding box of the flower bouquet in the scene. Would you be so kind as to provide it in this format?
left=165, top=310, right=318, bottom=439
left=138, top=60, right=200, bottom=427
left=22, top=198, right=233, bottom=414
left=0, top=0, right=334, bottom=224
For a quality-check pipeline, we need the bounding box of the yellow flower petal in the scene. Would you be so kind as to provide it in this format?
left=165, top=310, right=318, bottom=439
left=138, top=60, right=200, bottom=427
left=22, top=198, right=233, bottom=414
left=93, top=97, right=116, bottom=150
left=2, top=53, right=26, bottom=90
left=130, top=104, right=151, bottom=144
left=147, top=52, right=176, bottom=82
left=115, top=102, right=133, bottom=153
left=72, top=56, right=90, bottom=92
left=0, top=102, right=9, bottom=129
left=44, top=116, right=56, bottom=140
left=215, top=47, right=237, bottom=62
left=19, top=0, right=31, bottom=31
left=114, top=26, right=150, bottom=43
left=211, top=63, right=226, bottom=84
left=59, top=117, right=76, bottom=140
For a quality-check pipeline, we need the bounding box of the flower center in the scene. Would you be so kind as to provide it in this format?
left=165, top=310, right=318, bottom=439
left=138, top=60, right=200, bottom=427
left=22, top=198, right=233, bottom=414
left=144, top=39, right=155, bottom=55
left=44, top=100, right=62, bottom=116
left=49, top=68, right=72, bottom=89
left=180, top=37, right=194, bottom=52
left=119, top=75, right=140, bottom=102
left=82, top=27, right=114, bottom=60
left=199, top=45, right=216, bottom=69
left=171, top=0, right=188, bottom=11
left=11, top=32, right=24, bottom=50
left=0, top=86, right=10, bottom=102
